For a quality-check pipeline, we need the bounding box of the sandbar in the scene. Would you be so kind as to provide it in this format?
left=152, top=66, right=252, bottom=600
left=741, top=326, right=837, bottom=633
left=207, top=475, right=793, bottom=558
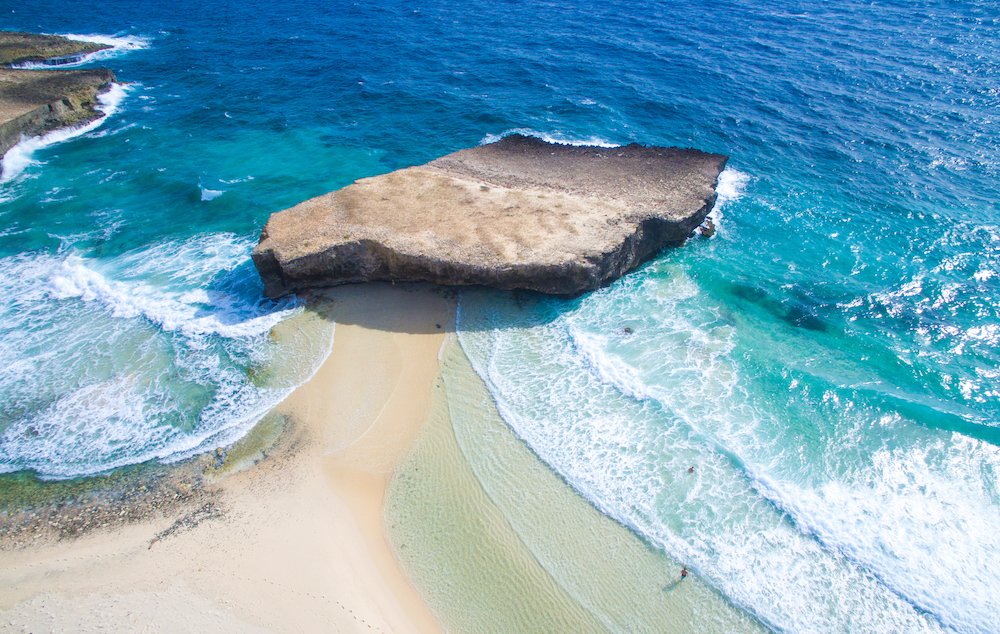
left=0, top=284, right=448, bottom=633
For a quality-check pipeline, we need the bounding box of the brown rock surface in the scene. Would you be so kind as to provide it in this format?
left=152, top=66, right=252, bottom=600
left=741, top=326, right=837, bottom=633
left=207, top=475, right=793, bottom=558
left=0, top=31, right=109, bottom=67
left=253, top=135, right=727, bottom=297
left=0, top=67, right=116, bottom=161
left=0, top=32, right=117, bottom=170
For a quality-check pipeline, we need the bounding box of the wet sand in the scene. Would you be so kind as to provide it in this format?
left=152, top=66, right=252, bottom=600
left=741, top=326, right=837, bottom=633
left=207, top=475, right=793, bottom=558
left=0, top=283, right=760, bottom=633
left=0, top=284, right=448, bottom=633
left=386, top=336, right=764, bottom=633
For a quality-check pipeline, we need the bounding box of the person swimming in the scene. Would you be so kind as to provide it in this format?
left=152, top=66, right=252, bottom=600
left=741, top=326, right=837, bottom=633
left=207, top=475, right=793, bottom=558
left=681, top=566, right=689, bottom=580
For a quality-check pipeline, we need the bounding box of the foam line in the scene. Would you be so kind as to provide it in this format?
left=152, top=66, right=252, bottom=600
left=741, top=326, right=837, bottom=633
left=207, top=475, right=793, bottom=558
left=454, top=289, right=945, bottom=633
left=707, top=167, right=750, bottom=228
left=480, top=128, right=620, bottom=147
left=0, top=233, right=334, bottom=479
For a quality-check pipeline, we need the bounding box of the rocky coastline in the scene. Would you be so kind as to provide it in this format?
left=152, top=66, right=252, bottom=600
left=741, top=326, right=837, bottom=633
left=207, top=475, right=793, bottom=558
left=253, top=134, right=727, bottom=297
left=0, top=31, right=109, bottom=67
left=0, top=32, right=116, bottom=170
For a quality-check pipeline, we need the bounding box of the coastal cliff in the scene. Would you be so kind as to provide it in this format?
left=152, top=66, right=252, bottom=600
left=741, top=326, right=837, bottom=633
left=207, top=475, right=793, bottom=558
left=0, top=68, right=116, bottom=159
left=0, top=32, right=116, bottom=170
left=0, top=31, right=109, bottom=67
left=253, top=135, right=727, bottom=297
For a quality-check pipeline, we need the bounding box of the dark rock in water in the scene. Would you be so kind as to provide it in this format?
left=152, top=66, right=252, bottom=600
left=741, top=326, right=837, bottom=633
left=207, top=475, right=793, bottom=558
left=730, top=281, right=830, bottom=332
left=699, top=217, right=716, bottom=237
left=253, top=135, right=727, bottom=298
left=784, top=305, right=828, bottom=332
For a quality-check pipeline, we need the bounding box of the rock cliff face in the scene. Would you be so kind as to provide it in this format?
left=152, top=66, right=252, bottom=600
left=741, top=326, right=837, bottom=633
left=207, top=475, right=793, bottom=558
left=0, top=68, right=116, bottom=160
left=0, top=31, right=117, bottom=171
left=0, top=31, right=109, bottom=66
left=253, top=135, right=727, bottom=298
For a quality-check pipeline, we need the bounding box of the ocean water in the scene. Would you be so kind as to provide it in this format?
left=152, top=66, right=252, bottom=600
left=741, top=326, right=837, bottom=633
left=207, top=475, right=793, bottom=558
left=2, top=0, right=998, bottom=631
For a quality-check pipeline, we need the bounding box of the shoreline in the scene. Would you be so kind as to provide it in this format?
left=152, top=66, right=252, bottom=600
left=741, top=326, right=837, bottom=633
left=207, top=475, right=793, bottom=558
left=0, top=67, right=116, bottom=163
left=0, top=284, right=449, bottom=632
left=0, top=31, right=118, bottom=175
left=0, top=282, right=762, bottom=632
left=387, top=327, right=764, bottom=633
left=0, top=32, right=109, bottom=67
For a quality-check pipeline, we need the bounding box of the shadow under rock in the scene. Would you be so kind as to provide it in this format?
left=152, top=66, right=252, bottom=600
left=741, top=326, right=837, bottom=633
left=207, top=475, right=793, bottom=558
left=298, top=281, right=571, bottom=335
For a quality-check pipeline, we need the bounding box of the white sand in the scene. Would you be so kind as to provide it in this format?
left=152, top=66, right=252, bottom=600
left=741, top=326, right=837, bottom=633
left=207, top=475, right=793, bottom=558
left=0, top=284, right=450, bottom=633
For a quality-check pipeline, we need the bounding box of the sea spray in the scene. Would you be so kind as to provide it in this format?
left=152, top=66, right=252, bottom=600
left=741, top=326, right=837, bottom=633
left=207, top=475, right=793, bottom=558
left=707, top=168, right=750, bottom=230
left=0, top=234, right=332, bottom=479
left=480, top=128, right=620, bottom=148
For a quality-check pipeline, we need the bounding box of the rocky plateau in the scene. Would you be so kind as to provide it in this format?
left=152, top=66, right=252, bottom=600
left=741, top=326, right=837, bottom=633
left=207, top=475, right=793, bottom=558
left=254, top=135, right=727, bottom=297
left=0, top=32, right=116, bottom=170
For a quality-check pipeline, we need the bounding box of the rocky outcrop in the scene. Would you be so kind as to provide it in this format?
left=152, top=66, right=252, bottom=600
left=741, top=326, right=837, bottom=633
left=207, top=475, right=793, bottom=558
left=253, top=135, right=727, bottom=298
left=0, top=32, right=117, bottom=172
left=0, top=68, right=116, bottom=159
left=0, top=31, right=109, bottom=67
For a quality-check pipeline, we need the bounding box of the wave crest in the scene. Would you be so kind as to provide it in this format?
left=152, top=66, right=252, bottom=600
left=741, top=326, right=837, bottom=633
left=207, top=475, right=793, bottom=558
left=480, top=128, right=620, bottom=147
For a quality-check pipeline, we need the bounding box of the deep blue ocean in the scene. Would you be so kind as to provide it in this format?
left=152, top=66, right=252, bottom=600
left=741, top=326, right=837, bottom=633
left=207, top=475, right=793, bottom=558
left=1, top=0, right=998, bottom=631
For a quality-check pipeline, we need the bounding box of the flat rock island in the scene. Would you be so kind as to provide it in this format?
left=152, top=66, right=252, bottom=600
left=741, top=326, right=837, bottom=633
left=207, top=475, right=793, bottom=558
left=253, top=135, right=727, bottom=297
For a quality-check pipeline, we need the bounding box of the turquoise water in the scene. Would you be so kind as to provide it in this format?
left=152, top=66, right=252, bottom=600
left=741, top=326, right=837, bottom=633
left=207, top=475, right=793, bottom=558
left=2, top=0, right=999, bottom=631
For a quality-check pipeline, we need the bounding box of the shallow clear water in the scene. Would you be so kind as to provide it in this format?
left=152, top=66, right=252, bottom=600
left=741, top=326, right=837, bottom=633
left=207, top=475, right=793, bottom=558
left=387, top=337, right=766, bottom=633
left=2, top=0, right=998, bottom=631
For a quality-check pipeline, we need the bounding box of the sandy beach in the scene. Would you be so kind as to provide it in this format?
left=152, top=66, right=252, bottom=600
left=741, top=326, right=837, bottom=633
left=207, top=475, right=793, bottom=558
left=0, top=284, right=449, bottom=633
left=0, top=283, right=761, bottom=633
left=3, top=2, right=994, bottom=630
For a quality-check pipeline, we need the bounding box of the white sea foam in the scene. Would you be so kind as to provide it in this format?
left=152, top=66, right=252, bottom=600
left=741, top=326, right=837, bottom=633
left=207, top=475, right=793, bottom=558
left=0, top=347, right=330, bottom=479
left=749, top=438, right=1000, bottom=634
left=457, top=283, right=950, bottom=633
left=46, top=247, right=296, bottom=340
left=200, top=187, right=225, bottom=201
left=974, top=268, right=996, bottom=282
left=557, top=277, right=999, bottom=632
left=585, top=339, right=997, bottom=630
left=480, top=128, right=620, bottom=147
left=0, top=83, right=131, bottom=184
left=714, top=167, right=749, bottom=206
left=0, top=233, right=333, bottom=479
left=1, top=374, right=177, bottom=475
left=48, top=220, right=124, bottom=251
left=87, top=121, right=138, bottom=139
left=9, top=33, right=150, bottom=69
left=706, top=167, right=750, bottom=230
left=220, top=175, right=255, bottom=184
